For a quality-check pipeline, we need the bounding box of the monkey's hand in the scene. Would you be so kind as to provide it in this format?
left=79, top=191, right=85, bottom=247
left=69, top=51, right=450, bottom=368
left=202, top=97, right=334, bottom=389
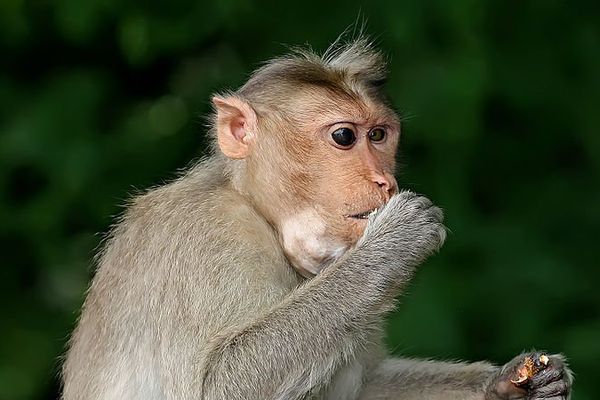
left=484, top=352, right=573, bottom=400
left=358, top=190, right=446, bottom=279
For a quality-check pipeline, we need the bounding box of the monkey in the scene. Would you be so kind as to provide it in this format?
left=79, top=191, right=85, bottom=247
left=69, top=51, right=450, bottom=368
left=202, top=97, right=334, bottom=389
left=61, top=38, right=573, bottom=400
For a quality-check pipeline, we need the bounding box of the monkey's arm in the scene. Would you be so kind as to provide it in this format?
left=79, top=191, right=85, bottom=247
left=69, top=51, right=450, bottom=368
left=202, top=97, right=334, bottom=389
left=358, top=358, right=496, bottom=400
left=200, top=252, right=394, bottom=399
left=199, top=193, right=445, bottom=399
left=358, top=353, right=572, bottom=400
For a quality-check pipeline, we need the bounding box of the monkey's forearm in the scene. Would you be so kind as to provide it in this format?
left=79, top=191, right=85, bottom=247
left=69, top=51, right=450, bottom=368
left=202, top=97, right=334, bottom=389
left=358, top=358, right=497, bottom=400
left=201, top=252, right=404, bottom=399
left=200, top=193, right=444, bottom=399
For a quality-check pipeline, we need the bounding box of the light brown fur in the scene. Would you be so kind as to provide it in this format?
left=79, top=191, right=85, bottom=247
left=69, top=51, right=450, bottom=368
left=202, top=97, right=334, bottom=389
left=62, top=37, right=572, bottom=400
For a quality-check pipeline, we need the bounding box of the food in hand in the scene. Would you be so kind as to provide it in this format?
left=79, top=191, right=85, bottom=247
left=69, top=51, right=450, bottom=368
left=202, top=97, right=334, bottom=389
left=510, top=354, right=550, bottom=386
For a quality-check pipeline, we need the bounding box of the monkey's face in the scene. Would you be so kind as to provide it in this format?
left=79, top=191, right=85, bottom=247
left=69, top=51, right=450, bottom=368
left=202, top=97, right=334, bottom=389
left=213, top=90, right=400, bottom=277
left=262, top=92, right=400, bottom=276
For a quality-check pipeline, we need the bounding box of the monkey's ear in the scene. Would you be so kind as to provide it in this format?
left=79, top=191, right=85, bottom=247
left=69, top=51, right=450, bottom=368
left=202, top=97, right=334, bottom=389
left=212, top=95, right=258, bottom=159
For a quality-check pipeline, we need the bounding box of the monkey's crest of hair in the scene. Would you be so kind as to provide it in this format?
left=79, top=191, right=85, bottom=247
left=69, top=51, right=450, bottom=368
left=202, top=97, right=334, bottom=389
left=239, top=37, right=388, bottom=101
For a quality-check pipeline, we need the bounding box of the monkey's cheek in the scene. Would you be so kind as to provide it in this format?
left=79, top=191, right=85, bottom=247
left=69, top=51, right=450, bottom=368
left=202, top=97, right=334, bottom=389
left=345, top=219, right=368, bottom=244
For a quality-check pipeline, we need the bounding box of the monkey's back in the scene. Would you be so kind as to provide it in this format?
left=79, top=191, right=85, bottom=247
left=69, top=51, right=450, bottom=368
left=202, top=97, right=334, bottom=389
left=61, top=159, right=301, bottom=400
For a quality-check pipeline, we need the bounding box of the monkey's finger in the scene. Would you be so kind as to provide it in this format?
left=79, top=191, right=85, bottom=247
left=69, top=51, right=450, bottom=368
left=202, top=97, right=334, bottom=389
left=531, top=379, right=571, bottom=398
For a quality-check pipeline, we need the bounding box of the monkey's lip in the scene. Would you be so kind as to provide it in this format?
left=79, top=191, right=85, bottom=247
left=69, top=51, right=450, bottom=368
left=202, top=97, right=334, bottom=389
left=346, top=208, right=379, bottom=220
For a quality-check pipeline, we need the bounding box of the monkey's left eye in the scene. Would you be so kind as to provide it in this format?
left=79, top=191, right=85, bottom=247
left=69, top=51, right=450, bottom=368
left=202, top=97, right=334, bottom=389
left=369, top=128, right=386, bottom=142
left=331, top=127, right=356, bottom=148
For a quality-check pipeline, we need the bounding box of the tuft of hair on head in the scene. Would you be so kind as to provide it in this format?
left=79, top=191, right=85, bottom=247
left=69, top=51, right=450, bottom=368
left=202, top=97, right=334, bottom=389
left=238, top=35, right=389, bottom=104
left=321, top=35, right=387, bottom=89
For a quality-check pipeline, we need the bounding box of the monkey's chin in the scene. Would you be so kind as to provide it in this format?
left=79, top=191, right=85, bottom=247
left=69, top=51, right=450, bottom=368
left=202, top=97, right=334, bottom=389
left=292, top=260, right=326, bottom=278
left=287, top=250, right=345, bottom=278
left=280, top=208, right=349, bottom=277
left=282, top=236, right=349, bottom=278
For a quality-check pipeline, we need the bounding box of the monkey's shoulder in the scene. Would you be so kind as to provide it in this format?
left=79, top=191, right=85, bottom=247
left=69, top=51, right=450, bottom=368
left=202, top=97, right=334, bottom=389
left=106, top=167, right=294, bottom=284
left=125, top=179, right=271, bottom=247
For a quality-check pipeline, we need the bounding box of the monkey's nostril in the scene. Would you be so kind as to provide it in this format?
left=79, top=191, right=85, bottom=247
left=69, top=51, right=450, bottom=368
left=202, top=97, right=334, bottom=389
left=376, top=179, right=395, bottom=194
left=374, top=176, right=389, bottom=189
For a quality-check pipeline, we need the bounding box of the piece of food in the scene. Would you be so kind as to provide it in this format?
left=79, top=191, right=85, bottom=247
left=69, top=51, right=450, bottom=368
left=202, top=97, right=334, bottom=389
left=510, top=354, right=550, bottom=386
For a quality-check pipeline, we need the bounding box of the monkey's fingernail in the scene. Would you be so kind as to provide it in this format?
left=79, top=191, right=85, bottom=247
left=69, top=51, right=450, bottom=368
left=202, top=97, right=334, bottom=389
left=510, top=375, right=528, bottom=386
left=539, top=355, right=549, bottom=366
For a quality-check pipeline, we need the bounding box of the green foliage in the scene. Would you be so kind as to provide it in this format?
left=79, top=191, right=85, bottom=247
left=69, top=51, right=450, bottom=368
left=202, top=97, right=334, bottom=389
left=1, top=1, right=598, bottom=399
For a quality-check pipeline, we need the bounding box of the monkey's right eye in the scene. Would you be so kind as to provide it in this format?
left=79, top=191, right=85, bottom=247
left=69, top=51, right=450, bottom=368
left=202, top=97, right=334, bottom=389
left=331, top=128, right=356, bottom=148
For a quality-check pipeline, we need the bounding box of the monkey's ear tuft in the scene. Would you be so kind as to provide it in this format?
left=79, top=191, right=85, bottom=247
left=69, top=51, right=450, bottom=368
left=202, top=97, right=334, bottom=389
left=212, top=95, right=258, bottom=159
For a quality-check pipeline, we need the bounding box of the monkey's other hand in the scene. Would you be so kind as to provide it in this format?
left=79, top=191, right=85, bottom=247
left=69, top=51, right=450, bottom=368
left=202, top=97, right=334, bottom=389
left=485, top=352, right=573, bottom=400
left=361, top=190, right=446, bottom=270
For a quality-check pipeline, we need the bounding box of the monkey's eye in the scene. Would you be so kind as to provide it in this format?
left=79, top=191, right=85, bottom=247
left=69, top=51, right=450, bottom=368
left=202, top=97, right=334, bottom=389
left=331, top=127, right=356, bottom=148
left=369, top=128, right=386, bottom=142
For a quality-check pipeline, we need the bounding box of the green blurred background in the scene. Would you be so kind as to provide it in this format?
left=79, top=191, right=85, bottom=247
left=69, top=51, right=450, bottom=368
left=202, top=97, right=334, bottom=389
left=1, top=0, right=598, bottom=399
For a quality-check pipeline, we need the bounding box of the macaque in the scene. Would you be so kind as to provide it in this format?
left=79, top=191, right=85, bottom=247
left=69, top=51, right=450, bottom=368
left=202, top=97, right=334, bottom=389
left=62, top=38, right=573, bottom=400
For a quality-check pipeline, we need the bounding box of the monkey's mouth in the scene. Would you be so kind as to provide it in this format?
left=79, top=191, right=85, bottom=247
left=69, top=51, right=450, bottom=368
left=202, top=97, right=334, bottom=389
left=347, top=208, right=379, bottom=220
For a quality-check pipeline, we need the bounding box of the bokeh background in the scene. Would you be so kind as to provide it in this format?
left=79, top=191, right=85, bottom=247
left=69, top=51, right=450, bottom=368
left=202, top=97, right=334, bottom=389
left=1, top=0, right=598, bottom=399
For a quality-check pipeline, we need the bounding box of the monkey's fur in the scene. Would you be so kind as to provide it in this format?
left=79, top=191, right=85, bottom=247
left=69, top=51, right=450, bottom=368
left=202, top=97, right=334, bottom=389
left=62, top=39, right=572, bottom=400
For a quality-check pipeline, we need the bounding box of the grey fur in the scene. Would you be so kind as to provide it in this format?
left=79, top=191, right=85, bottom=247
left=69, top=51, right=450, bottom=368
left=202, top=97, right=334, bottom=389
left=61, top=39, right=572, bottom=400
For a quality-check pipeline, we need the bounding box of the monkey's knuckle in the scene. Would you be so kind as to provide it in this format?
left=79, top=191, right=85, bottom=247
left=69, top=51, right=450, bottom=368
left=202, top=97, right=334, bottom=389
left=430, top=206, right=444, bottom=223
left=413, top=195, right=434, bottom=210
left=414, top=207, right=444, bottom=231
left=395, top=190, right=417, bottom=202
left=402, top=222, right=446, bottom=260
left=428, top=228, right=446, bottom=253
left=384, top=193, right=413, bottom=217
left=388, top=204, right=446, bottom=250
left=385, top=195, right=438, bottom=231
left=400, top=195, right=431, bottom=216
left=531, top=380, right=571, bottom=399
left=433, top=224, right=447, bottom=249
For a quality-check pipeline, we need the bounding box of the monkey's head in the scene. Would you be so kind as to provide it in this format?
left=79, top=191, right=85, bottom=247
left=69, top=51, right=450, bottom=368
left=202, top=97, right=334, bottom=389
left=212, top=39, right=400, bottom=277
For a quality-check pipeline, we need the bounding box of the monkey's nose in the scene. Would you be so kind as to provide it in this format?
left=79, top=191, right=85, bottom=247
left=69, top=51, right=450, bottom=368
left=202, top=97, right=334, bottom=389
left=372, top=172, right=397, bottom=200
